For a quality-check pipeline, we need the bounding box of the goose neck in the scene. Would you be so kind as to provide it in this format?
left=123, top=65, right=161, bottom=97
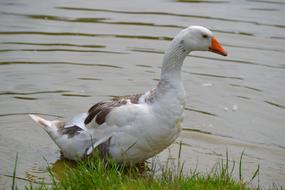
left=160, top=39, right=190, bottom=83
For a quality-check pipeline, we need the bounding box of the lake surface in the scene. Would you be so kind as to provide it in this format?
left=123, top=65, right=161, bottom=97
left=0, top=0, right=285, bottom=188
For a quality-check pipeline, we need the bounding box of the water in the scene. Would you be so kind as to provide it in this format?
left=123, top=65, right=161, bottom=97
left=0, top=0, right=285, bottom=188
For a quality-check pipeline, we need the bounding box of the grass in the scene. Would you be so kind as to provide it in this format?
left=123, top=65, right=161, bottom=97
left=9, top=144, right=282, bottom=190
left=25, top=157, right=251, bottom=190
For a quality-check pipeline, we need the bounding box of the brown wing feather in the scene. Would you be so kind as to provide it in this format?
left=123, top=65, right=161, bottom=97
left=95, top=107, right=112, bottom=125
left=84, top=100, right=127, bottom=125
left=84, top=102, right=105, bottom=124
left=84, top=93, right=143, bottom=126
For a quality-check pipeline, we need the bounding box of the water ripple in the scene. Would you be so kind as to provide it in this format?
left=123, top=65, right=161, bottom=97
left=176, top=0, right=228, bottom=3
left=189, top=72, right=244, bottom=80
left=224, top=43, right=285, bottom=53
left=0, top=48, right=125, bottom=54
left=61, top=93, right=91, bottom=97
left=0, top=90, right=70, bottom=96
left=129, top=47, right=285, bottom=69
left=0, top=112, right=62, bottom=118
left=2, top=42, right=106, bottom=49
left=56, top=7, right=285, bottom=28
left=13, top=96, right=38, bottom=100
left=0, top=31, right=173, bottom=41
left=0, top=61, right=122, bottom=68
left=0, top=11, right=259, bottom=37
left=185, top=107, right=217, bottom=117
left=182, top=128, right=212, bottom=135
left=264, top=100, right=285, bottom=110
left=229, top=84, right=263, bottom=92
left=246, top=0, right=285, bottom=5
left=78, top=77, right=102, bottom=81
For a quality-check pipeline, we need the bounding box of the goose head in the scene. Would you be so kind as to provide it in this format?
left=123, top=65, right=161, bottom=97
left=176, top=26, right=227, bottom=56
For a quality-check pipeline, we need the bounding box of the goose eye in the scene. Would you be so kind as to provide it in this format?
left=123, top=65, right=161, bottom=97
left=202, top=34, right=208, bottom=39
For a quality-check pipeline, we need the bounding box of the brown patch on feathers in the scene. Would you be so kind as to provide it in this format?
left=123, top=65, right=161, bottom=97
left=84, top=93, right=144, bottom=125
left=58, top=125, right=82, bottom=138
left=84, top=100, right=128, bottom=125
left=83, top=91, right=164, bottom=126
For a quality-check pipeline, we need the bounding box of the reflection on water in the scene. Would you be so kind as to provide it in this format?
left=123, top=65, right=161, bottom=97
left=0, top=0, right=285, bottom=188
left=51, top=158, right=77, bottom=180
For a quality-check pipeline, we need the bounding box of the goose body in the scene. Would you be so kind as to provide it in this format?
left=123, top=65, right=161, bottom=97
left=30, top=26, right=227, bottom=163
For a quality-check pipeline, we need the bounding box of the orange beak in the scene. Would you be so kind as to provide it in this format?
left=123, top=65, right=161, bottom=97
left=209, top=36, right=227, bottom=56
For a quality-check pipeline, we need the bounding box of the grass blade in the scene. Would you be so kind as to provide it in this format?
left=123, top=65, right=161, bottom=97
left=12, top=153, right=18, bottom=190
left=249, top=164, right=259, bottom=183
left=239, top=150, right=245, bottom=182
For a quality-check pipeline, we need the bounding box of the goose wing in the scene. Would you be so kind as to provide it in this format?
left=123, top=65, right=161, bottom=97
left=84, top=93, right=147, bottom=128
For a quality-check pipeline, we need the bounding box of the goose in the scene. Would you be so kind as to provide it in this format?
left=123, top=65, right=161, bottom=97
left=30, top=26, right=227, bottom=163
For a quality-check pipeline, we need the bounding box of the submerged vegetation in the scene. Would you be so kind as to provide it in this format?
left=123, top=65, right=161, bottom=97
left=8, top=145, right=280, bottom=190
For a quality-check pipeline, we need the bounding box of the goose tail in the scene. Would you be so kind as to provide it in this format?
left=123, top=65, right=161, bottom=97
left=29, top=114, right=52, bottom=128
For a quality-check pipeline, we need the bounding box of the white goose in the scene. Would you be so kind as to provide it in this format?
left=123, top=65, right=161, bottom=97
left=30, top=26, right=227, bottom=163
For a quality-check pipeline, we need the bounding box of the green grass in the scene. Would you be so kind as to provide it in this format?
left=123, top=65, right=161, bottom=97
left=25, top=158, right=251, bottom=190
left=10, top=146, right=282, bottom=190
